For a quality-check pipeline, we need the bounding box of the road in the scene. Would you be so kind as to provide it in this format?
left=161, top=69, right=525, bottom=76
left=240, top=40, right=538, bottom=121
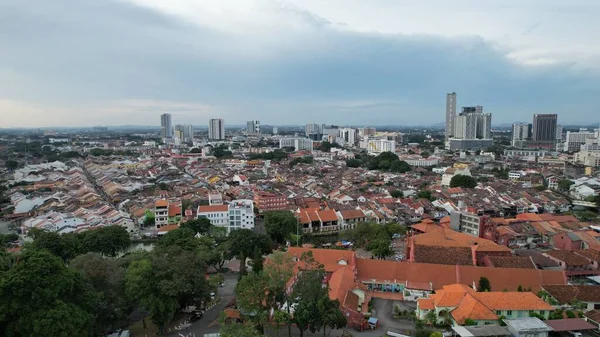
left=167, top=273, right=238, bottom=337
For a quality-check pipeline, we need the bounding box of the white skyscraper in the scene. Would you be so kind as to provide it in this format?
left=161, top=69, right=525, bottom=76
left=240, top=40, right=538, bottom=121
left=512, top=123, right=531, bottom=146
left=338, top=128, right=357, bottom=146
left=246, top=121, right=260, bottom=135
left=174, top=124, right=194, bottom=143
left=445, top=92, right=457, bottom=141
left=160, top=113, right=173, bottom=140
left=208, top=119, right=225, bottom=140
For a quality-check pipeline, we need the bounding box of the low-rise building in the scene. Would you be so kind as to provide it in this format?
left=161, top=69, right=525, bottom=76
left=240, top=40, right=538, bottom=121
left=416, top=284, right=553, bottom=326
left=254, top=191, right=288, bottom=213
left=197, top=199, right=255, bottom=233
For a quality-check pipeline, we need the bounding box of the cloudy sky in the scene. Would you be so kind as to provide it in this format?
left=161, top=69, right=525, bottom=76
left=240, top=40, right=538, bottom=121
left=1, top=0, right=599, bottom=127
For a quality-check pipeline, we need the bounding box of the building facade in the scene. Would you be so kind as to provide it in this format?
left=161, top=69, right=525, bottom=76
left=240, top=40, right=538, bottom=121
left=564, top=129, right=597, bottom=152
left=445, top=92, right=457, bottom=141
left=279, top=137, right=313, bottom=151
left=305, top=123, right=324, bottom=141
left=246, top=120, right=260, bottom=135
left=160, top=113, right=173, bottom=140
left=512, top=123, right=532, bottom=146
left=197, top=199, right=255, bottom=233
left=532, top=114, right=558, bottom=141
left=367, top=139, right=396, bottom=154
left=338, top=128, right=357, bottom=146
left=254, top=192, right=288, bottom=213
left=208, top=118, right=225, bottom=140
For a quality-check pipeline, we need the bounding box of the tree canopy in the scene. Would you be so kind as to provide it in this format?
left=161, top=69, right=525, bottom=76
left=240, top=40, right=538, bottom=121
left=478, top=277, right=491, bottom=292
left=449, top=174, right=477, bottom=188
left=264, top=211, right=297, bottom=244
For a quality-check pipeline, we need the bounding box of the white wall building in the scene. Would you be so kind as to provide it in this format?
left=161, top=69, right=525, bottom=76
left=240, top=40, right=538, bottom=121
left=197, top=200, right=255, bottom=233
left=512, top=123, right=531, bottom=146
left=279, top=137, right=313, bottom=151
left=441, top=164, right=472, bottom=187
left=445, top=92, right=457, bottom=141
left=208, top=118, right=225, bottom=140
left=197, top=204, right=229, bottom=228
left=402, top=156, right=440, bottom=167
left=246, top=120, right=260, bottom=135
left=160, top=113, right=173, bottom=140
left=564, top=129, right=597, bottom=152
left=338, top=128, right=357, bottom=146
left=367, top=139, right=396, bottom=154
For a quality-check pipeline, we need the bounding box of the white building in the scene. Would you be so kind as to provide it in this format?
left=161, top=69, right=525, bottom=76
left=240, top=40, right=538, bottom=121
left=512, top=123, right=531, bottom=146
left=160, top=113, right=173, bottom=140
left=273, top=127, right=278, bottom=135
left=228, top=200, right=255, bottom=231
left=279, top=137, right=313, bottom=151
left=441, top=164, right=472, bottom=187
left=367, top=139, right=395, bottom=154
left=445, top=92, right=457, bottom=141
left=401, top=156, right=440, bottom=167
left=359, top=127, right=376, bottom=138
left=197, top=199, right=255, bottom=233
left=338, top=128, right=357, bottom=146
left=564, top=129, right=597, bottom=152
left=208, top=192, right=223, bottom=205
left=246, top=120, right=260, bottom=135
left=197, top=204, right=229, bottom=228
left=208, top=118, right=225, bottom=140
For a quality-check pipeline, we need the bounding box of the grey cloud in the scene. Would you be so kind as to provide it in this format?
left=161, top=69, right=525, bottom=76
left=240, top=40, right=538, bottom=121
left=0, top=0, right=598, bottom=126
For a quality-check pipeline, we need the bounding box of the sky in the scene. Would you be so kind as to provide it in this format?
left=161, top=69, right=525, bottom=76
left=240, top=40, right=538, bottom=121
left=1, top=0, right=599, bottom=127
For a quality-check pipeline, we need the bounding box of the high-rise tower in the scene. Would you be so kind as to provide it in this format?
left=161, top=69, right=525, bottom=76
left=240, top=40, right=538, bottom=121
left=445, top=92, right=457, bottom=141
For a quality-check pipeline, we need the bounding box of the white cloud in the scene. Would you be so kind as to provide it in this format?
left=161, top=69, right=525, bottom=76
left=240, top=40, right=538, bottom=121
left=128, top=0, right=600, bottom=68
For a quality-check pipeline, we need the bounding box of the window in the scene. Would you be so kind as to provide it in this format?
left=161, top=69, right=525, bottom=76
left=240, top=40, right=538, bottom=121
left=506, top=310, right=512, bottom=316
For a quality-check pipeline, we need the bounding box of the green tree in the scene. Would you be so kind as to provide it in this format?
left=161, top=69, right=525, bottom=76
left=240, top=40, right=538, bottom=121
left=0, top=250, right=94, bottom=337
left=80, top=225, right=131, bottom=257
left=5, top=159, right=18, bottom=170
left=417, top=190, right=433, bottom=200
left=558, top=179, right=574, bottom=191
left=143, top=210, right=155, bottom=227
left=291, top=255, right=328, bottom=337
left=181, top=217, right=212, bottom=235
left=317, top=297, right=346, bottom=337
left=421, top=151, right=430, bottom=158
left=390, top=190, right=404, bottom=198
left=30, top=230, right=81, bottom=262
left=450, top=174, right=477, bottom=188
left=478, top=277, right=491, bottom=292
left=345, top=159, right=361, bottom=168
left=464, top=318, right=477, bottom=326
left=227, top=229, right=272, bottom=277
left=367, top=238, right=393, bottom=259
left=425, top=310, right=437, bottom=326
left=219, top=322, right=263, bottom=337
left=70, top=253, right=131, bottom=334
left=155, top=227, right=198, bottom=252
left=235, top=272, right=270, bottom=333
left=430, top=332, right=444, bottom=337
left=273, top=310, right=290, bottom=337
left=125, top=246, right=208, bottom=334
left=264, top=211, right=297, bottom=244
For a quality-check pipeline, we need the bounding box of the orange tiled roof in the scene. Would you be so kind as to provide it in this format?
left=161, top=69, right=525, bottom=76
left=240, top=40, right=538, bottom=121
left=155, top=199, right=168, bottom=207
left=288, top=247, right=354, bottom=273
left=418, top=298, right=434, bottom=310
left=158, top=224, right=180, bottom=232
left=339, top=210, right=366, bottom=219
left=198, top=205, right=229, bottom=213
left=355, top=259, right=565, bottom=292
left=168, top=204, right=181, bottom=217
left=318, top=210, right=339, bottom=222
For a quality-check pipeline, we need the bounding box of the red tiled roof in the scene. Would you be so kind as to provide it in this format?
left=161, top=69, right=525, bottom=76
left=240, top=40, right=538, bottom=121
left=356, top=259, right=565, bottom=292
left=340, top=210, right=366, bottom=219
left=168, top=204, right=181, bottom=217
left=318, top=210, right=339, bottom=222
left=198, top=205, right=228, bottom=213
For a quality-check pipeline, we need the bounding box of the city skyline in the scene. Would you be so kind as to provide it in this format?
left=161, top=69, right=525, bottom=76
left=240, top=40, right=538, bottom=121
left=1, top=1, right=599, bottom=127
